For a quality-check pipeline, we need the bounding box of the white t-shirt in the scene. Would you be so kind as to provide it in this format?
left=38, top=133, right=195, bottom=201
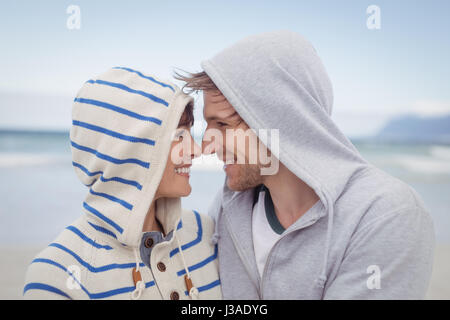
left=252, top=185, right=286, bottom=278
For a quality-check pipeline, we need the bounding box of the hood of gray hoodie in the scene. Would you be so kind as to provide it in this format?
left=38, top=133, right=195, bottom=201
left=201, top=30, right=435, bottom=299
left=202, top=30, right=368, bottom=286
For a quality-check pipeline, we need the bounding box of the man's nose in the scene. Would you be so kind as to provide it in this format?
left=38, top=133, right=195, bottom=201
left=202, top=138, right=215, bottom=155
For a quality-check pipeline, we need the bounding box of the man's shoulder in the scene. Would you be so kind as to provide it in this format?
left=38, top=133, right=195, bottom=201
left=337, top=166, right=429, bottom=228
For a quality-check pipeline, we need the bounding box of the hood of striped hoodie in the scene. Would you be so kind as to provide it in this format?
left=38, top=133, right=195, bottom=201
left=70, top=67, right=193, bottom=248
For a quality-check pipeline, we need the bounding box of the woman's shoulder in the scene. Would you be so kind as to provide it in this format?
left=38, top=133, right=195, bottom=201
left=180, top=208, right=215, bottom=237
left=23, top=221, right=90, bottom=299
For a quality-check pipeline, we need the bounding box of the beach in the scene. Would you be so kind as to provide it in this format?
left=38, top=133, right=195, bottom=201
left=2, top=245, right=449, bottom=299
left=1, top=132, right=450, bottom=299
left=426, top=245, right=450, bottom=299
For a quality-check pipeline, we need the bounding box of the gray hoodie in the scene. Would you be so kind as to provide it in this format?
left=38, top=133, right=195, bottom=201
left=202, top=30, right=435, bottom=299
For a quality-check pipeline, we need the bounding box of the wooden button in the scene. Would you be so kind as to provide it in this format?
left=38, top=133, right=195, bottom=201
left=157, top=262, right=166, bottom=272
left=144, top=237, right=154, bottom=248
left=170, top=291, right=180, bottom=300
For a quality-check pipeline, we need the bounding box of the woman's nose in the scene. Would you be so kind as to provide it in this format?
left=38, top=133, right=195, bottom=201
left=185, top=132, right=201, bottom=160
left=191, top=139, right=202, bottom=159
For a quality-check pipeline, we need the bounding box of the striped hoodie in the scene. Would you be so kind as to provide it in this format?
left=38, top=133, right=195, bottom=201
left=23, top=67, right=222, bottom=300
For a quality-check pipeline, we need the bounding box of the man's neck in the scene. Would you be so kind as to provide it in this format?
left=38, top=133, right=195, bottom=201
left=262, top=163, right=319, bottom=230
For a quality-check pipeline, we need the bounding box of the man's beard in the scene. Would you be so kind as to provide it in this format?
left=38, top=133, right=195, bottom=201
left=226, top=163, right=263, bottom=191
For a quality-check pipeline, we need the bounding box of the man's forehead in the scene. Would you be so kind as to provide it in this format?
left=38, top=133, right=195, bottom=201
left=203, top=91, right=237, bottom=119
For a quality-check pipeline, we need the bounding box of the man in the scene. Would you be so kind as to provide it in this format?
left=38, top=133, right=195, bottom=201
left=178, top=30, right=435, bottom=299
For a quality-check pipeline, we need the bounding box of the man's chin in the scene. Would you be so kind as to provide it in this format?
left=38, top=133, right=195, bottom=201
left=225, top=164, right=263, bottom=191
left=226, top=176, right=259, bottom=192
left=226, top=178, right=243, bottom=191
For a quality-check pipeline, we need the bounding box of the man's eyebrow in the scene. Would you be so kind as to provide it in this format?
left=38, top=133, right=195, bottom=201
left=205, top=111, right=240, bottom=122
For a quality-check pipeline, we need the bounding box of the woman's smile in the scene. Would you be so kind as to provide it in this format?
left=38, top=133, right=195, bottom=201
left=174, top=165, right=191, bottom=177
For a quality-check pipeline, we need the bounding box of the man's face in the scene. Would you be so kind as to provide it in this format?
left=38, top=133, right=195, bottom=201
left=202, top=90, right=263, bottom=191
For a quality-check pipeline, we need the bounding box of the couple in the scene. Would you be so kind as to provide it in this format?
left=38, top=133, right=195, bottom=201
left=24, top=31, right=435, bottom=300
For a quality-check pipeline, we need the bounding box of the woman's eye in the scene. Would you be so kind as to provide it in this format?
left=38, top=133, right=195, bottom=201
left=175, top=130, right=185, bottom=140
left=217, top=122, right=227, bottom=127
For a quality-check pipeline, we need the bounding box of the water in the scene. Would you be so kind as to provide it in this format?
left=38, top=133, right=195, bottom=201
left=0, top=131, right=449, bottom=245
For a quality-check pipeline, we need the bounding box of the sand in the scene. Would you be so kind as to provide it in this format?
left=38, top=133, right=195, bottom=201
left=1, top=245, right=449, bottom=300
left=425, top=244, right=450, bottom=299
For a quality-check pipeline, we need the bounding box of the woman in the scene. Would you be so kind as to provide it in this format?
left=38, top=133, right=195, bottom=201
left=23, top=67, right=222, bottom=300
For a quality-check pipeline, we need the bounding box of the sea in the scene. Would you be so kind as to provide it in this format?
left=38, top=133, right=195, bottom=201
left=1, top=131, right=449, bottom=246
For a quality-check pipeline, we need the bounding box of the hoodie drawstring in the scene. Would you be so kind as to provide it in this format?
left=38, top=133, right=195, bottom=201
left=315, top=196, right=334, bottom=288
left=131, top=248, right=145, bottom=300
left=130, top=220, right=199, bottom=300
left=173, top=224, right=199, bottom=300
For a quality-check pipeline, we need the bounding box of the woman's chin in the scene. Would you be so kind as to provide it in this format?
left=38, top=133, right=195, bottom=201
left=177, top=185, right=192, bottom=198
left=158, top=183, right=192, bottom=198
left=181, top=190, right=191, bottom=197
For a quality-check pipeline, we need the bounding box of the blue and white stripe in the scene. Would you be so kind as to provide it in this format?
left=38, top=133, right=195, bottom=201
left=74, top=98, right=163, bottom=125
left=24, top=210, right=221, bottom=299
left=72, top=161, right=143, bottom=190
left=71, top=140, right=150, bottom=169
left=85, top=79, right=169, bottom=107
left=112, top=67, right=175, bottom=92
left=72, top=120, right=156, bottom=146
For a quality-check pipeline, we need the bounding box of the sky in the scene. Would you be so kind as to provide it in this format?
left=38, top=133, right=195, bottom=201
left=0, top=0, right=449, bottom=137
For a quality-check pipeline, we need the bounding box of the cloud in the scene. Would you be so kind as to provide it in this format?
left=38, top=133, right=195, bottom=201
left=411, top=100, right=450, bottom=117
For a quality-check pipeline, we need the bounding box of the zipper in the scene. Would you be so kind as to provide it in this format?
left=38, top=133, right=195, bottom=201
left=259, top=218, right=318, bottom=299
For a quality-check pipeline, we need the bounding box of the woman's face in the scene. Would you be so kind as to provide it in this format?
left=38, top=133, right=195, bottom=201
left=155, top=124, right=201, bottom=199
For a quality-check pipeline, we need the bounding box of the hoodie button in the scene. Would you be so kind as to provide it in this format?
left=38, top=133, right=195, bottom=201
left=170, top=291, right=180, bottom=300
left=144, top=237, right=154, bottom=248
left=157, top=262, right=166, bottom=272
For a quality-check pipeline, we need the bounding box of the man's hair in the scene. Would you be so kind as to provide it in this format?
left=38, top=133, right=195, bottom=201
left=174, top=70, right=219, bottom=94
left=178, top=100, right=194, bottom=127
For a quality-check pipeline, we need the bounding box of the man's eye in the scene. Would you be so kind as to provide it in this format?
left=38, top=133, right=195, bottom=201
left=217, top=122, right=227, bottom=127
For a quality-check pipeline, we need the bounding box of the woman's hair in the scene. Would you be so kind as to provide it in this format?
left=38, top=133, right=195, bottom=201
left=178, top=100, right=194, bottom=127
